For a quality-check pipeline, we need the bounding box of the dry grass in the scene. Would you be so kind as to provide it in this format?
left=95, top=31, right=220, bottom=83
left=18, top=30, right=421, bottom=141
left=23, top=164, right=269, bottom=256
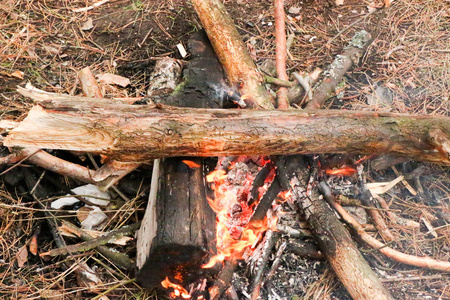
left=0, top=0, right=449, bottom=299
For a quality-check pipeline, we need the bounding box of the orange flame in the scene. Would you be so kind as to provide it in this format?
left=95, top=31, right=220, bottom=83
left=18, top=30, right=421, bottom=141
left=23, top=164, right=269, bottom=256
left=325, top=166, right=357, bottom=176
left=203, top=160, right=276, bottom=269
left=277, top=190, right=292, bottom=203
left=161, top=277, right=190, bottom=299
left=206, top=170, right=227, bottom=182
left=182, top=160, right=201, bottom=168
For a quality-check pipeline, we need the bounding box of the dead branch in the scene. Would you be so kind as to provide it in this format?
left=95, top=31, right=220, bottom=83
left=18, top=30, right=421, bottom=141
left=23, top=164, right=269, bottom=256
left=191, top=0, right=274, bottom=109
left=250, top=229, right=277, bottom=300
left=40, top=223, right=140, bottom=257
left=61, top=221, right=135, bottom=270
left=305, top=30, right=372, bottom=109
left=22, top=167, right=106, bottom=294
left=5, top=88, right=450, bottom=166
left=14, top=147, right=95, bottom=183
left=274, top=0, right=289, bottom=109
left=278, top=156, right=394, bottom=300
left=357, top=169, right=396, bottom=243
left=320, top=181, right=450, bottom=272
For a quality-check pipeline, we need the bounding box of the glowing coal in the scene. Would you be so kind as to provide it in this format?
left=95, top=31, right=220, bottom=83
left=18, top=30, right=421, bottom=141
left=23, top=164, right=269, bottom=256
left=203, top=157, right=278, bottom=268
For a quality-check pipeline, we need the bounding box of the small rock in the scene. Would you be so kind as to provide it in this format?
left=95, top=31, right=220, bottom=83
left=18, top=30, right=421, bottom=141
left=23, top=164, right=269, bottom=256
left=288, top=7, right=301, bottom=14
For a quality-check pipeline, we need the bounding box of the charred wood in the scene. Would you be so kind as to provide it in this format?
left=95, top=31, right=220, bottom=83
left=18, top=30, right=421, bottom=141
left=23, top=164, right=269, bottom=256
left=191, top=0, right=274, bottom=109
left=276, top=156, right=395, bottom=300
left=136, top=32, right=223, bottom=298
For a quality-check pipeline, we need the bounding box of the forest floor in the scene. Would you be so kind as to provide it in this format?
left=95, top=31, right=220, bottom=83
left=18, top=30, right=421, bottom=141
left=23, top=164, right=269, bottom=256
left=0, top=0, right=449, bottom=299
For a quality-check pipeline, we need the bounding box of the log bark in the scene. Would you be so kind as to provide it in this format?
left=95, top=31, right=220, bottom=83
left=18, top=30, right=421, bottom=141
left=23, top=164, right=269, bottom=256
left=191, top=0, right=274, bottom=109
left=5, top=89, right=450, bottom=166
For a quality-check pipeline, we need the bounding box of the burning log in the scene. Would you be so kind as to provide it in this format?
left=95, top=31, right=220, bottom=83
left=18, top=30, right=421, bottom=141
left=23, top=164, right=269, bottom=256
left=135, top=32, right=227, bottom=299
left=5, top=91, right=450, bottom=166
left=205, top=156, right=280, bottom=300
left=136, top=157, right=218, bottom=290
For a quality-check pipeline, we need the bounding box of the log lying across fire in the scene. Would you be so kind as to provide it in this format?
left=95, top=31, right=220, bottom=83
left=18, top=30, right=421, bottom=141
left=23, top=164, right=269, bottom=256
left=3, top=86, right=450, bottom=166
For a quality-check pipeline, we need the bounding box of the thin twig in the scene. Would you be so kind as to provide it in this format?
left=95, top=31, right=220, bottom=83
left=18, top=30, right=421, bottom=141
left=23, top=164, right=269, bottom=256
left=40, top=223, right=140, bottom=257
left=274, top=0, right=289, bottom=109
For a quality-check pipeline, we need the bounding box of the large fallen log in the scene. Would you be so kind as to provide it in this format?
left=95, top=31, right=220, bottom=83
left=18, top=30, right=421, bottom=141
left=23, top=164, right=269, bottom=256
left=4, top=87, right=450, bottom=165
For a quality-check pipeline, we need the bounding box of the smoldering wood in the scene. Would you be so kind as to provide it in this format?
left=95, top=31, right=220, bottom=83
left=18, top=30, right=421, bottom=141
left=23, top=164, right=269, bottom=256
left=137, top=31, right=221, bottom=294
left=286, top=240, right=324, bottom=260
left=191, top=0, right=274, bottom=109
left=209, top=159, right=283, bottom=300
left=136, top=157, right=218, bottom=291
left=250, top=229, right=277, bottom=300
left=5, top=88, right=450, bottom=166
left=277, top=156, right=395, bottom=300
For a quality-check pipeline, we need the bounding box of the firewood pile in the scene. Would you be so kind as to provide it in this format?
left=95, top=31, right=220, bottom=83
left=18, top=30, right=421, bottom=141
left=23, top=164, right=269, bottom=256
left=0, top=0, right=448, bottom=299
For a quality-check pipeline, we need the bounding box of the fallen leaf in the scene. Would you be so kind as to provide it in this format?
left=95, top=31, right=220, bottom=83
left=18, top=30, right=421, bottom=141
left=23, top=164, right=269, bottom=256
left=288, top=7, right=301, bottom=14
left=73, top=261, right=107, bottom=296
left=40, top=290, right=65, bottom=300
left=10, top=70, right=24, bottom=79
left=26, top=46, right=37, bottom=58
left=16, top=245, right=28, bottom=267
left=79, top=206, right=108, bottom=230
left=335, top=0, right=344, bottom=5
left=81, top=18, right=94, bottom=31
left=42, top=45, right=61, bottom=55
left=96, top=73, right=131, bottom=87
left=29, top=235, right=38, bottom=255
left=77, top=207, right=92, bottom=223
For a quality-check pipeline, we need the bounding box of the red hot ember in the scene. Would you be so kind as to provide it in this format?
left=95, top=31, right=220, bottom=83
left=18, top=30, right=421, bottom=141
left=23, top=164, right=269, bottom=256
left=203, top=157, right=278, bottom=269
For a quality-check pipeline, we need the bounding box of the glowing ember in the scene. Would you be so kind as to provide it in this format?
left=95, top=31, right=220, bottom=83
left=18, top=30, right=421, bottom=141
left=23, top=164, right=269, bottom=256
left=182, top=160, right=201, bottom=168
left=325, top=166, right=357, bottom=176
left=203, top=158, right=276, bottom=268
left=277, top=190, right=293, bottom=203
left=161, top=277, right=190, bottom=299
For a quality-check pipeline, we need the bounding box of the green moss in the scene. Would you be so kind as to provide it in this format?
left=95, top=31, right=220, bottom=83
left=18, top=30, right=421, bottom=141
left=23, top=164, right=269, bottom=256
left=170, top=81, right=186, bottom=96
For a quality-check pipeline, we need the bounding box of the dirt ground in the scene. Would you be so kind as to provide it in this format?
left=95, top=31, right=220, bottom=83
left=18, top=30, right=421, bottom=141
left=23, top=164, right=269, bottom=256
left=0, top=0, right=449, bottom=299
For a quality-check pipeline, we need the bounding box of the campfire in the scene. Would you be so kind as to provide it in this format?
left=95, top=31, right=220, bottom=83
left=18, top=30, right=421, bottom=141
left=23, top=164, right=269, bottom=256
left=138, top=153, right=391, bottom=299
left=1, top=0, right=449, bottom=300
